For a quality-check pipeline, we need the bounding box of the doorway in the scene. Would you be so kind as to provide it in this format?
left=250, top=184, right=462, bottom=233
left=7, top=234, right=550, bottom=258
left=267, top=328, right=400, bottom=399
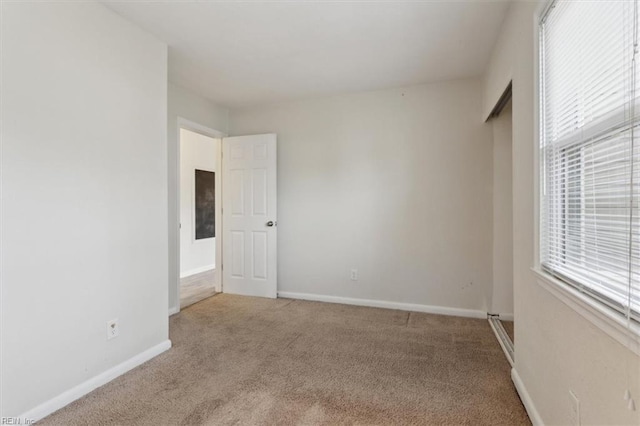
left=178, top=126, right=222, bottom=309
left=487, top=85, right=514, bottom=365
left=173, top=124, right=279, bottom=312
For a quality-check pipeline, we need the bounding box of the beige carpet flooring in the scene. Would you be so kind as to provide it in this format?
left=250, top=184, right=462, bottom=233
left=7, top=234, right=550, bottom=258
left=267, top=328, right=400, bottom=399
left=40, top=295, right=530, bottom=425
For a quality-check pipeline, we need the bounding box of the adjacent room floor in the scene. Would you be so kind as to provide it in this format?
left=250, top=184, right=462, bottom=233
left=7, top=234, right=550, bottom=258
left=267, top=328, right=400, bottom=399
left=180, top=269, right=217, bottom=309
left=40, top=295, right=530, bottom=425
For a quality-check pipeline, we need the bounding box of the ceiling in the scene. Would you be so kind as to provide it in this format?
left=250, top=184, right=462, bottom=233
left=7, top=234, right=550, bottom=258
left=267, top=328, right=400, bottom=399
left=103, top=0, right=510, bottom=109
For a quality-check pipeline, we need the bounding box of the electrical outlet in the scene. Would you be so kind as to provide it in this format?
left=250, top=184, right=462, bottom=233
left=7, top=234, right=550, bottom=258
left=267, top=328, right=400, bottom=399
left=107, top=319, right=119, bottom=340
left=569, top=390, right=580, bottom=426
left=350, top=268, right=358, bottom=281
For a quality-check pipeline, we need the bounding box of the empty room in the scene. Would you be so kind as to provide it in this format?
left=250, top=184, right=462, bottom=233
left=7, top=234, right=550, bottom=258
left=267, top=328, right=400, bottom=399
left=1, top=0, right=639, bottom=425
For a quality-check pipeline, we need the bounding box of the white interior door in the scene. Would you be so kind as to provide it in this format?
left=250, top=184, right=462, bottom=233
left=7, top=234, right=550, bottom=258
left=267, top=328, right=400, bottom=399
left=222, top=134, right=277, bottom=298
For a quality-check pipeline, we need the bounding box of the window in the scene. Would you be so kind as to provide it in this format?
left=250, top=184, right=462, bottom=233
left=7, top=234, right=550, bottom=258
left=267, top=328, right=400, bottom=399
left=540, top=0, right=640, bottom=323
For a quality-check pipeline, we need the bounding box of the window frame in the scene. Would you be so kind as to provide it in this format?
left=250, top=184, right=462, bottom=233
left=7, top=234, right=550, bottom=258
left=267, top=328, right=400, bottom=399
left=534, top=0, right=640, bottom=354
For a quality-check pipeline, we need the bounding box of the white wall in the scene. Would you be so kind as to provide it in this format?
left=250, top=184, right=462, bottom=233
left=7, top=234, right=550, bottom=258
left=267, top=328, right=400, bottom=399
left=180, top=129, right=217, bottom=277
left=230, top=79, right=494, bottom=314
left=483, top=2, right=640, bottom=424
left=168, top=83, right=228, bottom=311
left=1, top=1, right=169, bottom=419
left=491, top=102, right=513, bottom=316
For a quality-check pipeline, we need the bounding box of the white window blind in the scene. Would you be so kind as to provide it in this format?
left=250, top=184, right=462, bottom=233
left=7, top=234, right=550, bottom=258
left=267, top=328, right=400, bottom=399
left=540, top=0, right=640, bottom=322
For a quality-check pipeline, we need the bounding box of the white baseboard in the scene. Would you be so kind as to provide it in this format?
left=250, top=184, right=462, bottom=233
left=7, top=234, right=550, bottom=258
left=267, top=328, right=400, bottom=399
left=512, top=368, right=544, bottom=426
left=277, top=292, right=487, bottom=319
left=499, top=313, right=514, bottom=321
left=180, top=265, right=215, bottom=278
left=168, top=306, right=179, bottom=316
left=18, top=340, right=172, bottom=423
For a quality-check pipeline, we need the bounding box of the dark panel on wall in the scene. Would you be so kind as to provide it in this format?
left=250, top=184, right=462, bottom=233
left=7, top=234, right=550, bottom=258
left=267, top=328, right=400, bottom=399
left=195, top=169, right=215, bottom=239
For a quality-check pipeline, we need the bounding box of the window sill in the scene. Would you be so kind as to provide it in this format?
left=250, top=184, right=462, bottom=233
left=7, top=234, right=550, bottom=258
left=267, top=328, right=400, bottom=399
left=531, top=267, right=640, bottom=356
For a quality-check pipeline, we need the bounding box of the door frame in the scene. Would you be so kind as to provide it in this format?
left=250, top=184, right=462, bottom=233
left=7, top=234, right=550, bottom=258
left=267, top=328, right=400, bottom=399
left=174, top=117, right=226, bottom=314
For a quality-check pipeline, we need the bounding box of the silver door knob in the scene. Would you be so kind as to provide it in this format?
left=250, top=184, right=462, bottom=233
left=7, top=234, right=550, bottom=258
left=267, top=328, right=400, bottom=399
left=266, top=221, right=275, bottom=227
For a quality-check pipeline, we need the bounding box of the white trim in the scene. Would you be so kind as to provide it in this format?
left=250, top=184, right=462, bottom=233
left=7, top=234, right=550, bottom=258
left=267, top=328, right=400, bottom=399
left=512, top=368, right=544, bottom=426
left=277, top=292, right=487, bottom=319
left=488, top=318, right=514, bottom=367
left=499, top=313, right=514, bottom=321
left=179, top=265, right=215, bottom=279
left=168, top=306, right=179, bottom=316
left=533, top=1, right=543, bottom=270
left=532, top=267, right=640, bottom=356
left=18, top=340, right=172, bottom=423
left=177, top=117, right=226, bottom=139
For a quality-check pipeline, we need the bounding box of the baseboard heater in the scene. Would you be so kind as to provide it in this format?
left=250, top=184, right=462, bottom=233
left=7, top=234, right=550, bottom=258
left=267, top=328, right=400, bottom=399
left=487, top=314, right=514, bottom=367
